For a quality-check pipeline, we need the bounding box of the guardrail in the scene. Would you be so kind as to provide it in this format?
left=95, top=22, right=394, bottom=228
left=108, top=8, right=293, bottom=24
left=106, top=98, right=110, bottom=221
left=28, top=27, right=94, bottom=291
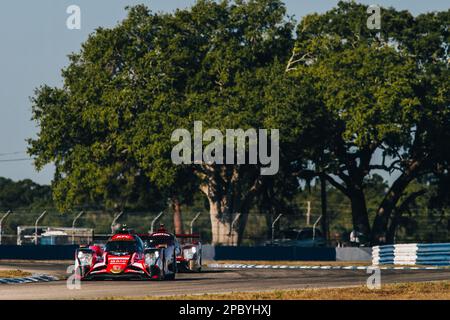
left=372, top=243, right=450, bottom=266
left=0, top=245, right=78, bottom=260
left=202, top=246, right=372, bottom=261
left=0, top=245, right=372, bottom=262
left=212, top=246, right=336, bottom=261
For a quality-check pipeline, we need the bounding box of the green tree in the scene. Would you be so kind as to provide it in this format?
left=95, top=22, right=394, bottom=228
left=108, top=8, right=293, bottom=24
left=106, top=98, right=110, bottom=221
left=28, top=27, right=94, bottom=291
left=286, top=1, right=449, bottom=244
left=0, top=177, right=53, bottom=210
left=29, top=0, right=297, bottom=245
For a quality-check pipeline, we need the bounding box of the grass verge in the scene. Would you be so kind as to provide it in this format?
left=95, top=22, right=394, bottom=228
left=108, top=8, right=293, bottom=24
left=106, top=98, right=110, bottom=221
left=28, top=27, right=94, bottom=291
left=109, top=281, right=450, bottom=300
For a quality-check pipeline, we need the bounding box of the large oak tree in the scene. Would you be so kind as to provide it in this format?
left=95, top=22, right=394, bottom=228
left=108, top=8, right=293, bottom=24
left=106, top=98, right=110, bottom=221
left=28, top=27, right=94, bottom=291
left=285, top=1, right=449, bottom=244
left=29, top=0, right=299, bottom=245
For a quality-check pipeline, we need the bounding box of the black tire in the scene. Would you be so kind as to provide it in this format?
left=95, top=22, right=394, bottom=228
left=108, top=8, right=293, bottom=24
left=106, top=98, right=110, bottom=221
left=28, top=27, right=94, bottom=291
left=174, top=251, right=178, bottom=273
left=165, top=272, right=176, bottom=280
left=169, top=250, right=177, bottom=273
left=158, top=251, right=166, bottom=281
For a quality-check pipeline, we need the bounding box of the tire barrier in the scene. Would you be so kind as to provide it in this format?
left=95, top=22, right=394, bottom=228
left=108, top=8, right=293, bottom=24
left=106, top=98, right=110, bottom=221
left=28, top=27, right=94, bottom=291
left=372, top=243, right=450, bottom=266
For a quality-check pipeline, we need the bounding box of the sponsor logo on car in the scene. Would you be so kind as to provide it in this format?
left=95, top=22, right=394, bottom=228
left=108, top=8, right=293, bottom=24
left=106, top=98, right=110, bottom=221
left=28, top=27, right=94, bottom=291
left=111, top=265, right=123, bottom=274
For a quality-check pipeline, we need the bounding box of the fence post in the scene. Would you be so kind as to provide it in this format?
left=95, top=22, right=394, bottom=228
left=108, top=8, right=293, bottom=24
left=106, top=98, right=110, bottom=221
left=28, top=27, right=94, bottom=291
left=190, top=212, right=202, bottom=235
left=150, top=211, right=164, bottom=233
left=271, top=214, right=283, bottom=245
left=313, top=215, right=322, bottom=240
left=230, top=213, right=241, bottom=246
left=0, top=210, right=12, bottom=245
left=72, top=211, right=84, bottom=244
left=110, top=211, right=124, bottom=234
left=34, top=210, right=48, bottom=245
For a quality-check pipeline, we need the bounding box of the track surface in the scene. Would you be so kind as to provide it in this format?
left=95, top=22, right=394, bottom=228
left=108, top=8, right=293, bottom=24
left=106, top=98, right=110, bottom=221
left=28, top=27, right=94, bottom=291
left=0, top=261, right=449, bottom=300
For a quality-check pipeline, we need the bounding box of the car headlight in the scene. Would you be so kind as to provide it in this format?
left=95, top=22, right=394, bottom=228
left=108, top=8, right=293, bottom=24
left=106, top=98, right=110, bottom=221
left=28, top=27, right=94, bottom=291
left=145, top=251, right=159, bottom=266
left=183, top=248, right=195, bottom=260
left=77, top=251, right=93, bottom=266
left=191, top=246, right=197, bottom=253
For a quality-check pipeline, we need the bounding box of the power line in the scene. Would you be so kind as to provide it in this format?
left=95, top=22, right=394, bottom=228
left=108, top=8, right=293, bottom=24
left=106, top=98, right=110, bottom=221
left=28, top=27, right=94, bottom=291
left=0, top=158, right=33, bottom=163
left=0, top=151, right=27, bottom=157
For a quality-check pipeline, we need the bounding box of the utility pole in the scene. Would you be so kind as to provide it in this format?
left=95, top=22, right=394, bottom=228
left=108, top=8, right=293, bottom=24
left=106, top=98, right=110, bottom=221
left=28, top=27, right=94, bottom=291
left=320, top=175, right=329, bottom=243
left=306, top=201, right=311, bottom=226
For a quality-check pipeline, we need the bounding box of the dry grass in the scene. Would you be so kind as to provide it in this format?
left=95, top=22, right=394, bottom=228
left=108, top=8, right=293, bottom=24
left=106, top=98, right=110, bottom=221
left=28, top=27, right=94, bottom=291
left=0, top=270, right=32, bottom=278
left=111, top=281, right=450, bottom=300
left=207, top=260, right=370, bottom=267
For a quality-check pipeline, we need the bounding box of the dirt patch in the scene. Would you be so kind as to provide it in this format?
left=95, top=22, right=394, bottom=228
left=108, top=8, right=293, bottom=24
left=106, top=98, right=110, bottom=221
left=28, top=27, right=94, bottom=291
left=0, top=270, right=32, bottom=278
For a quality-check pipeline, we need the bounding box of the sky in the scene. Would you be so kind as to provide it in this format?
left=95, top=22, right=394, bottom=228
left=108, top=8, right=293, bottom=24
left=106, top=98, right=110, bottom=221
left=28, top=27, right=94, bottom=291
left=0, top=0, right=448, bottom=185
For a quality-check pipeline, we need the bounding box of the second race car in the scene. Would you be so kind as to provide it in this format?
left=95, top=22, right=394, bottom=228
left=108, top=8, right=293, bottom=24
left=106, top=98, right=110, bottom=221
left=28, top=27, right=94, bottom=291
left=176, top=233, right=202, bottom=272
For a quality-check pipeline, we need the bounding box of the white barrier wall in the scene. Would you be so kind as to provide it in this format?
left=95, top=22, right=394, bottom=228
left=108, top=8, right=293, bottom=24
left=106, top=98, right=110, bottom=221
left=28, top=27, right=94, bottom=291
left=372, top=243, right=450, bottom=266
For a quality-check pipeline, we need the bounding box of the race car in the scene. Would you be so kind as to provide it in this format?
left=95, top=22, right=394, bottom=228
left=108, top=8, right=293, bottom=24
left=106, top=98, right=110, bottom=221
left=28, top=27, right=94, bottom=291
left=138, top=225, right=180, bottom=279
left=176, top=233, right=202, bottom=272
left=75, top=226, right=177, bottom=280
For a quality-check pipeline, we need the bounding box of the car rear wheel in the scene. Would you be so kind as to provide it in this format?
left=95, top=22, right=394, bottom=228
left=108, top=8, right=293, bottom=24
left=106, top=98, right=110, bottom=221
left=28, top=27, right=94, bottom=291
left=160, top=251, right=167, bottom=280
left=165, top=273, right=175, bottom=280
left=165, top=254, right=176, bottom=280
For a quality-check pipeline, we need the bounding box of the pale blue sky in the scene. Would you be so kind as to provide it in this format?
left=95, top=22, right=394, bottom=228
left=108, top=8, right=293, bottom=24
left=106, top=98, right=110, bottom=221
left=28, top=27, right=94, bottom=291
left=0, top=1, right=448, bottom=185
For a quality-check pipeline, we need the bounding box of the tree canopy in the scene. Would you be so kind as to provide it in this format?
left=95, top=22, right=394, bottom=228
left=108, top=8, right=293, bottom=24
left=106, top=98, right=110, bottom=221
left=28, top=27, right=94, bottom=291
left=28, top=0, right=449, bottom=245
left=284, top=1, right=449, bottom=244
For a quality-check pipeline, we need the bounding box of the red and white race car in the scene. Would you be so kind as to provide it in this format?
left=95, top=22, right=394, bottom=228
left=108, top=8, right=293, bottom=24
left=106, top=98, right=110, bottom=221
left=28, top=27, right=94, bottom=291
left=75, top=227, right=177, bottom=280
left=176, top=233, right=202, bottom=272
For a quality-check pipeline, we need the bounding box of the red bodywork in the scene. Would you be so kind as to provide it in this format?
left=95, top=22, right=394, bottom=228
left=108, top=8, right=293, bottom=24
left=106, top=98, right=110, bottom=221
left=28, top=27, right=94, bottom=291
left=75, top=233, right=157, bottom=280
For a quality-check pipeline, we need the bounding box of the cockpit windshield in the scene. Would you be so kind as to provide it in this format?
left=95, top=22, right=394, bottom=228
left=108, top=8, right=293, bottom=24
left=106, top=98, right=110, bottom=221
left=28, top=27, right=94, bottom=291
left=144, top=235, right=173, bottom=248
left=105, top=240, right=137, bottom=255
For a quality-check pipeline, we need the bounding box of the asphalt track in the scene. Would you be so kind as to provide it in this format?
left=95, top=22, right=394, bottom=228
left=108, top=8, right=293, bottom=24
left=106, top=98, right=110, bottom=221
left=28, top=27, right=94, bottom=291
left=0, top=260, right=449, bottom=299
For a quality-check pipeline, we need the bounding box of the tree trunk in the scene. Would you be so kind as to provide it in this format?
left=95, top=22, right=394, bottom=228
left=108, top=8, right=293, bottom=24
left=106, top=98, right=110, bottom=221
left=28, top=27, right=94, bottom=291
left=171, top=196, right=184, bottom=235
left=348, top=187, right=371, bottom=239
left=323, top=170, right=371, bottom=244
left=208, top=197, right=237, bottom=245
left=371, top=162, right=421, bottom=245
left=197, top=166, right=261, bottom=246
left=386, top=189, right=427, bottom=243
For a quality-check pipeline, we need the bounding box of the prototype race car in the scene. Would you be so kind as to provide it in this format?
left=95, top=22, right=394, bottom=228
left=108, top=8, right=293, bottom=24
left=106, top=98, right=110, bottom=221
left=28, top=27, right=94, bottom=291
left=176, top=233, right=202, bottom=272
left=138, top=225, right=180, bottom=280
left=75, top=226, right=177, bottom=280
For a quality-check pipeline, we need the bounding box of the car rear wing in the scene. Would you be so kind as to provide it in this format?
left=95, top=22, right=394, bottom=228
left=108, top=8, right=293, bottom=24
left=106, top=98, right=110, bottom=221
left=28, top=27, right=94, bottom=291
left=176, top=233, right=200, bottom=238
left=138, top=233, right=174, bottom=240
left=176, top=234, right=201, bottom=245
